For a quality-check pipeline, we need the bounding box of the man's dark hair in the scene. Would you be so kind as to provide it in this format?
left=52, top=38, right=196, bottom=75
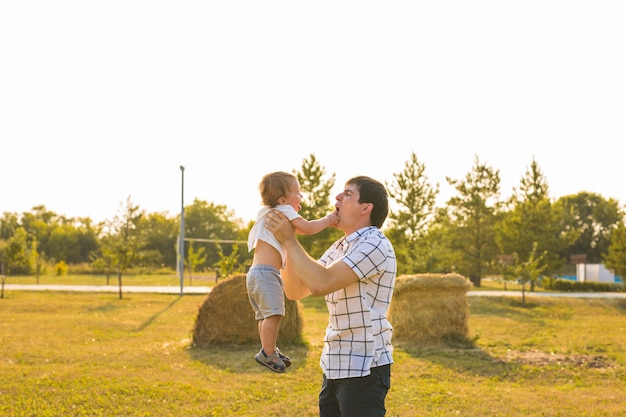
left=346, top=176, right=389, bottom=229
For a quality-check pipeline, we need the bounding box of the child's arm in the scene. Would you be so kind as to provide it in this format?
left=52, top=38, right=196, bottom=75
left=291, top=210, right=339, bottom=235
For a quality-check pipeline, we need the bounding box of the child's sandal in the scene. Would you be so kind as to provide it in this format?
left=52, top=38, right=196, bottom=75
left=255, top=349, right=286, bottom=373
left=275, top=347, right=291, bottom=368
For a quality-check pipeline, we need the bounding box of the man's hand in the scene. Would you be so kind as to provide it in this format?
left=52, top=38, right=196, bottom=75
left=265, top=209, right=296, bottom=244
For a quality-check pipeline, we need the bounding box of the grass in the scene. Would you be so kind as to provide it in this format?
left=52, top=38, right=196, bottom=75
left=1, top=284, right=625, bottom=416
left=4, top=272, right=220, bottom=288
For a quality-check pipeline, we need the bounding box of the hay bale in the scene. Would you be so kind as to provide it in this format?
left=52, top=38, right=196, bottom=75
left=192, top=274, right=303, bottom=348
left=389, top=273, right=472, bottom=347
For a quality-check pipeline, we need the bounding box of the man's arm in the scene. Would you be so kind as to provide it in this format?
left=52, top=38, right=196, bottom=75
left=281, top=258, right=311, bottom=300
left=267, top=210, right=358, bottom=297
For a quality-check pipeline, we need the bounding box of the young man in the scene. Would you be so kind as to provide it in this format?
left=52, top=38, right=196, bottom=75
left=264, top=176, right=397, bottom=417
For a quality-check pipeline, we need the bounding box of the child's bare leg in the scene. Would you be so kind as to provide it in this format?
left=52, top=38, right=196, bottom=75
left=260, top=315, right=281, bottom=356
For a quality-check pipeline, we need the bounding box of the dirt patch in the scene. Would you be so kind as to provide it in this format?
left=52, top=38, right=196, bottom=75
left=505, top=349, right=613, bottom=368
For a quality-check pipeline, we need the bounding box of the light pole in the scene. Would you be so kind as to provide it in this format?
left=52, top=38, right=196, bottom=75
left=179, top=165, right=185, bottom=295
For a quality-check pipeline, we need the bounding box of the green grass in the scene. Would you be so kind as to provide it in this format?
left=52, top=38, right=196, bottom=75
left=4, top=272, right=220, bottom=287
left=1, top=289, right=625, bottom=416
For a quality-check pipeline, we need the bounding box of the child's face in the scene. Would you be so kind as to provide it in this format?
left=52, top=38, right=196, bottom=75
left=283, top=179, right=303, bottom=212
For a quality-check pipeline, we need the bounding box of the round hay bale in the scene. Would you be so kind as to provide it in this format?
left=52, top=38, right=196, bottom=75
left=389, top=273, right=473, bottom=348
left=192, top=274, right=304, bottom=348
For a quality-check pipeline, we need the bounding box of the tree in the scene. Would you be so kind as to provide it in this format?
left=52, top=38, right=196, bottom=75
left=46, top=218, right=100, bottom=265
left=183, top=199, right=243, bottom=270
left=6, top=227, right=31, bottom=275
left=0, top=213, right=19, bottom=296
left=603, top=220, right=626, bottom=280
left=0, top=239, right=7, bottom=298
left=293, top=153, right=342, bottom=259
left=214, top=243, right=241, bottom=279
left=102, top=196, right=145, bottom=299
left=186, top=241, right=207, bottom=285
left=386, top=151, right=439, bottom=274
left=495, top=158, right=565, bottom=275
left=0, top=212, right=19, bottom=241
left=387, top=151, right=439, bottom=240
left=446, top=155, right=501, bottom=287
left=506, top=242, right=548, bottom=306
left=554, top=192, right=624, bottom=264
left=29, top=239, right=41, bottom=284
left=92, top=235, right=115, bottom=285
left=19, top=206, right=55, bottom=263
left=419, top=207, right=461, bottom=274
left=9, top=207, right=100, bottom=267
left=139, top=212, right=178, bottom=269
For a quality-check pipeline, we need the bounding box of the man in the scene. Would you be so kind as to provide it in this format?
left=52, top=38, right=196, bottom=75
left=265, top=176, right=397, bottom=417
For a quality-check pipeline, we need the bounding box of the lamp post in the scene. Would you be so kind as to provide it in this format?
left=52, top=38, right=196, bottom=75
left=179, top=165, right=185, bottom=295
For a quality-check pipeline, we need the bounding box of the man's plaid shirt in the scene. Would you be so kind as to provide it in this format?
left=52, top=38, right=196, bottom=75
left=318, top=226, right=396, bottom=379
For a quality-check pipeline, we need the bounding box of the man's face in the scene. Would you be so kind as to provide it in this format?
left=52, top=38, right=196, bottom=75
left=336, top=183, right=368, bottom=225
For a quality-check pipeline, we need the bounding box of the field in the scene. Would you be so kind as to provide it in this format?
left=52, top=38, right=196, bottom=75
left=2, top=272, right=220, bottom=288
left=1, top=279, right=626, bottom=416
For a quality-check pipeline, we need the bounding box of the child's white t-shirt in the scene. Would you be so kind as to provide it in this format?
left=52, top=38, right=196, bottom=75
left=247, top=204, right=302, bottom=265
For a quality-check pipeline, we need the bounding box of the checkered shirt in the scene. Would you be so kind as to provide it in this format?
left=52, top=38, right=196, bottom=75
left=318, top=226, right=396, bottom=379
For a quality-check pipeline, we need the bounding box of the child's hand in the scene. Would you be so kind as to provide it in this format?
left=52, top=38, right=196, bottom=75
left=325, top=209, right=339, bottom=227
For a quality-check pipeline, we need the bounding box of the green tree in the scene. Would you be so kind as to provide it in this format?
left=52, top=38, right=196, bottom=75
left=28, top=239, right=41, bottom=284
left=184, top=199, right=243, bottom=270
left=6, top=227, right=31, bottom=275
left=19, top=206, right=55, bottom=263
left=0, top=212, right=19, bottom=241
left=140, top=212, right=178, bottom=269
left=46, top=218, right=100, bottom=265
left=446, top=155, right=501, bottom=287
left=186, top=241, right=207, bottom=285
left=12, top=207, right=100, bottom=267
left=294, top=153, right=342, bottom=259
left=0, top=239, right=8, bottom=298
left=603, top=220, right=626, bottom=280
left=386, top=151, right=439, bottom=274
left=554, top=192, right=623, bottom=264
left=506, top=242, right=548, bottom=306
left=419, top=207, right=460, bottom=274
left=92, top=235, right=116, bottom=285
left=495, top=158, right=565, bottom=276
left=214, top=242, right=241, bottom=279
left=103, top=196, right=145, bottom=299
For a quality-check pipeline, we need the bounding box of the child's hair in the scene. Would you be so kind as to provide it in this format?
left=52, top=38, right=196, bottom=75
left=259, top=171, right=297, bottom=207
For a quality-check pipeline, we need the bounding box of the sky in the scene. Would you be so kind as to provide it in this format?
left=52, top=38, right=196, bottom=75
left=2, top=1, right=625, bottom=225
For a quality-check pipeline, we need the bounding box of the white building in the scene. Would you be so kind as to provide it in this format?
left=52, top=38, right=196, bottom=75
left=576, top=263, right=615, bottom=283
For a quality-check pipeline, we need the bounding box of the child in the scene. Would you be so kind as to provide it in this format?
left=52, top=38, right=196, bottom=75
left=246, top=171, right=338, bottom=373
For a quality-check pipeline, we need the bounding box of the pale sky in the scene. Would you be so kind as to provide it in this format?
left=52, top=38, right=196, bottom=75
left=2, top=1, right=625, bottom=225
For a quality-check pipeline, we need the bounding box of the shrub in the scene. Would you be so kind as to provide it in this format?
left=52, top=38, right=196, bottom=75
left=542, top=276, right=624, bottom=292
left=55, top=261, right=68, bottom=276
